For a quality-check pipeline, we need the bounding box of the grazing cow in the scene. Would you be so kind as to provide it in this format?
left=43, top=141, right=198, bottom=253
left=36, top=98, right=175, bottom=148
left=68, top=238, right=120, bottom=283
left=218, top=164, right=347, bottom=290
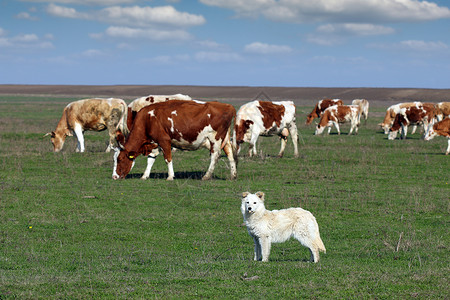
left=127, top=94, right=191, bottom=130
left=388, top=103, right=436, bottom=140
left=112, top=100, right=237, bottom=181
left=233, top=100, right=299, bottom=158
left=306, top=99, right=343, bottom=125
left=46, top=98, right=128, bottom=153
left=379, top=102, right=419, bottom=134
left=315, top=105, right=360, bottom=135
left=435, top=102, right=450, bottom=121
left=424, top=118, right=450, bottom=155
left=351, top=99, right=369, bottom=122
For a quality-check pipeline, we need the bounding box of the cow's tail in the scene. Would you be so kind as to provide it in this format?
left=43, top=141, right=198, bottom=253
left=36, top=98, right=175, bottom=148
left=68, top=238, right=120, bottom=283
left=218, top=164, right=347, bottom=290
left=117, top=100, right=130, bottom=138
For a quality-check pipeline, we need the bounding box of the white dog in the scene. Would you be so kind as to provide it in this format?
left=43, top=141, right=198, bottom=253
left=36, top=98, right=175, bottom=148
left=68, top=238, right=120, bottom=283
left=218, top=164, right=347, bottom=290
left=241, top=192, right=326, bottom=262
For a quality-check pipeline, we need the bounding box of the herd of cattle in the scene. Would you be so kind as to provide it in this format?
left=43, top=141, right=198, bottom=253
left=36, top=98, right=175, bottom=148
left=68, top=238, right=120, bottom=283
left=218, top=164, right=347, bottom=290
left=45, top=94, right=450, bottom=180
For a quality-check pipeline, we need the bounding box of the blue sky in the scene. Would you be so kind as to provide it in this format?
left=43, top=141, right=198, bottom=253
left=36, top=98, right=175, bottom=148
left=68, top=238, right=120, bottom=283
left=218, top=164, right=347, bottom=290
left=1, top=0, right=450, bottom=88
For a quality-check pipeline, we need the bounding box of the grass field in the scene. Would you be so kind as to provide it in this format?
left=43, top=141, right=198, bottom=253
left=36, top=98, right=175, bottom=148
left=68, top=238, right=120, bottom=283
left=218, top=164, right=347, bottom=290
left=0, top=95, right=448, bottom=299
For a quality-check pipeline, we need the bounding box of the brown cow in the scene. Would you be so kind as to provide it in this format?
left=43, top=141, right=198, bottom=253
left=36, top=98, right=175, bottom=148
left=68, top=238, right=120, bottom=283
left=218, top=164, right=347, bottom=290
left=315, top=105, right=360, bottom=135
left=424, top=118, right=450, bottom=155
left=46, top=98, right=128, bottom=152
left=379, top=102, right=418, bottom=134
left=126, top=94, right=191, bottom=130
left=388, top=103, right=436, bottom=140
left=112, top=100, right=237, bottom=181
left=306, top=99, right=343, bottom=125
left=233, top=100, right=299, bottom=158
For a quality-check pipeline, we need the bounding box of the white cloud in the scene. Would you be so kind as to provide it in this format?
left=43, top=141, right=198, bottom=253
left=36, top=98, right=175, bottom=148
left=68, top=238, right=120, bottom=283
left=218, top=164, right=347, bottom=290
left=104, top=26, right=192, bottom=41
left=46, top=4, right=205, bottom=28
left=16, top=12, right=39, bottom=21
left=23, top=0, right=136, bottom=5
left=244, top=42, right=293, bottom=54
left=316, top=23, right=394, bottom=36
left=308, top=23, right=395, bottom=46
left=0, top=31, right=54, bottom=49
left=195, top=51, right=243, bottom=62
left=99, top=5, right=206, bottom=28
left=200, top=0, right=450, bottom=23
left=46, top=3, right=89, bottom=19
left=370, top=40, right=449, bottom=52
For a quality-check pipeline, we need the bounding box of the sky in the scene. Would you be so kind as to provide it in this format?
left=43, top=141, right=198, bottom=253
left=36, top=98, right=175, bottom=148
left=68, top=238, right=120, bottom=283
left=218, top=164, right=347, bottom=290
left=1, top=0, right=450, bottom=88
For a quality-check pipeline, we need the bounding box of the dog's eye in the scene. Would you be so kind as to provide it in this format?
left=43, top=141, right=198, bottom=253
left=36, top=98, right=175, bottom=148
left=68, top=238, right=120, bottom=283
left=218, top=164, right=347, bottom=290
left=246, top=202, right=249, bottom=204
left=254, top=202, right=256, bottom=204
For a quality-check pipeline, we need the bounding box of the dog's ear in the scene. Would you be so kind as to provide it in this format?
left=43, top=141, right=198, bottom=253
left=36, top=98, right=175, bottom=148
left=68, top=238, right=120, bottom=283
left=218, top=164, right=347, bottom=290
left=255, top=191, right=265, bottom=201
left=242, top=192, right=249, bottom=198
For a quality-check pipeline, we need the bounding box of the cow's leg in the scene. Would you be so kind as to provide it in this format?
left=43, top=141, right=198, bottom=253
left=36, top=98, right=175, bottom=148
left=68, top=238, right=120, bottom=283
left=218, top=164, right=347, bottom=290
left=203, top=141, right=221, bottom=180
left=222, top=141, right=237, bottom=180
left=401, top=125, right=408, bottom=140
left=446, top=138, right=450, bottom=155
left=141, top=148, right=159, bottom=180
left=411, top=125, right=417, bottom=135
left=288, top=123, right=299, bottom=158
left=278, top=135, right=287, bottom=158
left=159, top=141, right=174, bottom=180
left=73, top=123, right=85, bottom=152
left=333, top=122, right=340, bottom=135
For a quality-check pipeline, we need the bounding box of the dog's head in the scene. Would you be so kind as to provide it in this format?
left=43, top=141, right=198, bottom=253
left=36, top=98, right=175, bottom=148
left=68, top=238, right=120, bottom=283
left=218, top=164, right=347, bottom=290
left=241, top=192, right=265, bottom=217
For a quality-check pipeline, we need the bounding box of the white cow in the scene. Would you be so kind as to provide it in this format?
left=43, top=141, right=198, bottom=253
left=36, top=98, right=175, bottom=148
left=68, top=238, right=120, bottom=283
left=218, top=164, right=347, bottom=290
left=233, top=100, right=299, bottom=158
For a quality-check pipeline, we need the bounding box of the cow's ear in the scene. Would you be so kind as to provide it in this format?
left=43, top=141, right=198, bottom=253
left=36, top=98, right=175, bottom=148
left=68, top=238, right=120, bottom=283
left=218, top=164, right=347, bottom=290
left=127, top=151, right=138, bottom=160
left=66, top=131, right=73, bottom=137
left=242, top=192, right=249, bottom=198
left=255, top=191, right=265, bottom=201
left=115, top=129, right=126, bottom=145
left=44, top=132, right=55, bottom=138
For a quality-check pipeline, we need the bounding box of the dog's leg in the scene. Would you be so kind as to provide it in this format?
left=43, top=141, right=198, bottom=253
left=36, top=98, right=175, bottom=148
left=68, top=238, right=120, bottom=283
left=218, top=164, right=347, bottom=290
left=260, top=237, right=271, bottom=262
left=253, top=236, right=262, bottom=261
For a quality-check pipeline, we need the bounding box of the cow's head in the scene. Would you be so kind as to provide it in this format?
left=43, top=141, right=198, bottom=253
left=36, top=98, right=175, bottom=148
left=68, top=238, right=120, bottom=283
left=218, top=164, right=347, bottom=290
left=424, top=125, right=437, bottom=141
left=45, top=131, right=71, bottom=152
left=234, top=119, right=254, bottom=146
left=112, top=147, right=136, bottom=180
left=378, top=122, right=391, bottom=134
left=314, top=124, right=325, bottom=135
left=305, top=112, right=317, bottom=125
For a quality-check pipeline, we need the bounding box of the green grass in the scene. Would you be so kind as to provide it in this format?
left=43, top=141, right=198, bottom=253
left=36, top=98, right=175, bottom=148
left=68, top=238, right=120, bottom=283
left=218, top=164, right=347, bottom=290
left=0, top=95, right=448, bottom=299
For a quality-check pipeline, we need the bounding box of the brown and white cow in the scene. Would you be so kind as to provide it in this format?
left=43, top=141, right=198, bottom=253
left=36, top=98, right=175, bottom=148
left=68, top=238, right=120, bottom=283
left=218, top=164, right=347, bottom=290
left=424, top=118, right=450, bottom=155
left=306, top=99, right=343, bottom=125
left=315, top=105, right=360, bottom=135
left=112, top=100, right=237, bottom=181
left=388, top=103, right=436, bottom=140
left=233, top=100, right=299, bottom=158
left=351, top=99, right=369, bottom=122
left=435, top=102, right=450, bottom=121
left=126, top=94, right=191, bottom=130
left=379, top=102, right=419, bottom=134
left=46, top=98, right=128, bottom=153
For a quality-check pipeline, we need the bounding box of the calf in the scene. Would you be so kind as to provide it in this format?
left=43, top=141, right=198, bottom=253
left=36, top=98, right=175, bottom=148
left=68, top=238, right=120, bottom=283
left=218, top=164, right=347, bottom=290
left=46, top=98, right=128, bottom=152
left=112, top=100, right=237, bottom=181
left=388, top=103, right=436, bottom=140
left=306, top=99, right=343, bottom=125
left=315, top=105, right=360, bottom=135
left=424, top=118, right=450, bottom=155
left=233, top=100, right=299, bottom=158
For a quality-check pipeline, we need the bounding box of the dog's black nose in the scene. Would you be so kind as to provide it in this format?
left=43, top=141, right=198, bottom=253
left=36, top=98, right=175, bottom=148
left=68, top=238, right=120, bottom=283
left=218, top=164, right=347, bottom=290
left=248, top=207, right=252, bottom=211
